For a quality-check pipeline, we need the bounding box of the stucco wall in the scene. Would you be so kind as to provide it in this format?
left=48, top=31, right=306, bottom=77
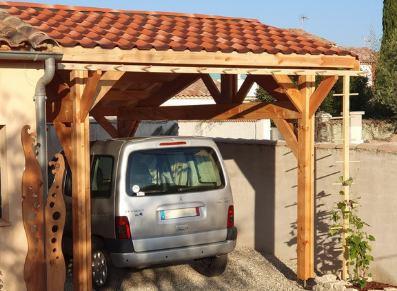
left=0, top=67, right=43, bottom=291
left=215, top=139, right=397, bottom=285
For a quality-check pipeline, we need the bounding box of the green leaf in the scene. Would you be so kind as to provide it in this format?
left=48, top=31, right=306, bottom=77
left=368, top=235, right=375, bottom=241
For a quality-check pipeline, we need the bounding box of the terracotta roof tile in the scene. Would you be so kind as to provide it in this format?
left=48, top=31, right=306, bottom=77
left=175, top=78, right=220, bottom=98
left=0, top=8, right=57, bottom=49
left=0, top=2, right=357, bottom=57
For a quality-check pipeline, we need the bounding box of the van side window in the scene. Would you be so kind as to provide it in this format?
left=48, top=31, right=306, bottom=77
left=91, top=156, right=113, bottom=198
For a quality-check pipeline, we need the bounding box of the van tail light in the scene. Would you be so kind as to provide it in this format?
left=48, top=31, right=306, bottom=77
left=227, top=205, right=234, bottom=227
left=115, top=216, right=131, bottom=239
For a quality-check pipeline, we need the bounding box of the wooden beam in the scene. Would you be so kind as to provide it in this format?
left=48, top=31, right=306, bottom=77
left=46, top=71, right=70, bottom=102
left=251, top=75, right=290, bottom=101
left=70, top=70, right=92, bottom=291
left=91, top=113, right=119, bottom=138
left=272, top=119, right=298, bottom=158
left=296, top=75, right=315, bottom=281
left=309, top=75, right=338, bottom=117
left=138, top=74, right=201, bottom=107
left=53, top=46, right=359, bottom=70
left=272, top=75, right=303, bottom=112
left=113, top=102, right=301, bottom=121
left=219, top=74, right=238, bottom=104
left=118, top=120, right=141, bottom=137
left=200, top=74, right=221, bottom=102
left=233, top=75, right=255, bottom=103
left=53, top=121, right=72, bottom=166
left=90, top=71, right=125, bottom=109
left=80, top=69, right=102, bottom=121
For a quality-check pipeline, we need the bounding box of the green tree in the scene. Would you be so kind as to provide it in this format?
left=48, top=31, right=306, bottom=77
left=373, top=0, right=397, bottom=119
left=255, top=76, right=375, bottom=118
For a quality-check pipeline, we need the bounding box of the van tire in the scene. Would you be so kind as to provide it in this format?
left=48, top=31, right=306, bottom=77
left=91, top=237, right=124, bottom=291
left=193, top=254, right=228, bottom=277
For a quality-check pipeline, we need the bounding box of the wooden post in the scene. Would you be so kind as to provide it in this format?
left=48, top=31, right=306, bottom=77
left=296, top=75, right=315, bottom=280
left=342, top=75, right=350, bottom=280
left=70, top=70, right=92, bottom=291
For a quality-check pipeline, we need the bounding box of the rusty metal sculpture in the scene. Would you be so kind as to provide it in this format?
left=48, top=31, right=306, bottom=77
left=21, top=125, right=66, bottom=291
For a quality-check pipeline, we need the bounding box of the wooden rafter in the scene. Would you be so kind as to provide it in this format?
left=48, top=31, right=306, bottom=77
left=233, top=75, right=255, bottom=103
left=251, top=75, right=290, bottom=102
left=91, top=112, right=119, bottom=138
left=80, top=69, right=103, bottom=121
left=111, top=101, right=300, bottom=121
left=272, top=119, right=298, bottom=158
left=200, top=74, right=221, bottom=102
left=138, top=73, right=201, bottom=107
left=309, top=75, right=338, bottom=117
left=117, top=119, right=141, bottom=137
left=90, top=71, right=125, bottom=109
left=272, top=75, right=303, bottom=112
left=53, top=121, right=72, bottom=165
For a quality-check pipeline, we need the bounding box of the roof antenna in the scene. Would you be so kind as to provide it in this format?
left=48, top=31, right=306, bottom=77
left=300, top=15, right=309, bottom=30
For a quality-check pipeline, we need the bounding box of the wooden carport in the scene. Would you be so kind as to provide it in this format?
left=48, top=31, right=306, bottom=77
left=2, top=3, right=363, bottom=291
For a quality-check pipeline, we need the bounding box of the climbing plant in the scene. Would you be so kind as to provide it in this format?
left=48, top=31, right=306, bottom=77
left=330, top=177, right=375, bottom=289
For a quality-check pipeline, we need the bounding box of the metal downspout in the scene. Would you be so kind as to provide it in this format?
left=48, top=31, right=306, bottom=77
left=33, top=58, right=55, bottom=291
left=34, top=57, right=55, bottom=203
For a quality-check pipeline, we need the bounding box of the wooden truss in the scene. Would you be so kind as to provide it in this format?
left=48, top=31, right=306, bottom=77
left=45, top=46, right=358, bottom=290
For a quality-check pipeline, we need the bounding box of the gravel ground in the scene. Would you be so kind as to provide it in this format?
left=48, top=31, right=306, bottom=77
left=66, top=246, right=310, bottom=291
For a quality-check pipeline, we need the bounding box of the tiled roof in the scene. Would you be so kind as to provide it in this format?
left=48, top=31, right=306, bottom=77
left=0, top=8, right=57, bottom=49
left=0, top=2, right=356, bottom=57
left=338, top=47, right=377, bottom=64
left=284, top=28, right=338, bottom=46
left=174, top=78, right=220, bottom=99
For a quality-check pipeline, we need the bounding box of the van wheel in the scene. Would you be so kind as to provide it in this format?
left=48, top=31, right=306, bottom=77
left=193, top=254, right=228, bottom=277
left=92, top=237, right=124, bottom=291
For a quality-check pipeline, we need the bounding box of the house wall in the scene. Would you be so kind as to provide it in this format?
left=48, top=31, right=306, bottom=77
left=0, top=67, right=43, bottom=291
left=215, top=138, right=397, bottom=285
left=178, top=120, right=271, bottom=140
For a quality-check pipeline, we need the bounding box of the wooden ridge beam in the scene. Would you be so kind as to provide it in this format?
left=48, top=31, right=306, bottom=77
left=54, top=46, right=359, bottom=70
left=109, top=101, right=300, bottom=121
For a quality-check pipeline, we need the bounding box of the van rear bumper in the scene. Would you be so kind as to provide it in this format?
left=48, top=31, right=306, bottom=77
left=110, top=239, right=236, bottom=268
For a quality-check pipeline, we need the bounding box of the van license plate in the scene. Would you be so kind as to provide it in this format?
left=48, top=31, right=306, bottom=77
left=160, top=207, right=199, bottom=220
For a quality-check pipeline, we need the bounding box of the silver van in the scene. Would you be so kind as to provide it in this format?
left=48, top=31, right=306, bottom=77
left=55, top=136, right=237, bottom=290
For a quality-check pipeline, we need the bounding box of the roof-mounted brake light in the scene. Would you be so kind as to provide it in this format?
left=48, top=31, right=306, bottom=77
left=159, top=142, right=186, bottom=146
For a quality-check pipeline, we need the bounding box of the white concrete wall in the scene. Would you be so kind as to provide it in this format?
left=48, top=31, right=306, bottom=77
left=178, top=120, right=271, bottom=140
left=215, top=139, right=397, bottom=285
left=0, top=67, right=43, bottom=291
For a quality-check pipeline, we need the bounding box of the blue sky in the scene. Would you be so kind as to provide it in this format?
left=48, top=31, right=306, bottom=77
left=20, top=0, right=383, bottom=48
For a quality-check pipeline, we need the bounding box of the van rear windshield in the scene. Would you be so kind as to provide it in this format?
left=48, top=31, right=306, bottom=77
left=126, top=147, right=225, bottom=196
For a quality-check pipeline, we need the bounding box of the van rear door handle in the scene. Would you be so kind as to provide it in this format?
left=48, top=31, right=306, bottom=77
left=176, top=224, right=188, bottom=231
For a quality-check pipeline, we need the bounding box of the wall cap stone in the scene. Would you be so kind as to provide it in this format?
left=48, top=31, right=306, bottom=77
left=213, top=138, right=397, bottom=154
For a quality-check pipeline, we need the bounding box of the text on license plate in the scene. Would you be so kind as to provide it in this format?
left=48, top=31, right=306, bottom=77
left=160, top=207, right=200, bottom=220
